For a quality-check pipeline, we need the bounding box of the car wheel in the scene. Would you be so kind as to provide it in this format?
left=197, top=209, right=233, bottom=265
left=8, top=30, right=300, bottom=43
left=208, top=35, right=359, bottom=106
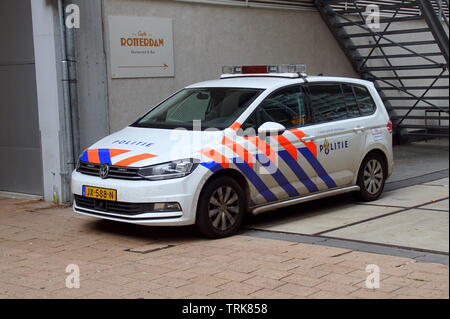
left=195, top=176, right=246, bottom=239
left=356, top=153, right=386, bottom=202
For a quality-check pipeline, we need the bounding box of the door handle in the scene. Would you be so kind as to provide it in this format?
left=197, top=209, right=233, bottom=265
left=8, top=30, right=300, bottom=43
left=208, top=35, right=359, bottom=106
left=302, top=136, right=315, bottom=142
left=353, top=126, right=365, bottom=133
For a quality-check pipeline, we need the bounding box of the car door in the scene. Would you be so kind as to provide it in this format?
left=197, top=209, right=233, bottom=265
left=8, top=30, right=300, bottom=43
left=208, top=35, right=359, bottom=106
left=239, top=85, right=321, bottom=201
left=300, top=82, right=365, bottom=189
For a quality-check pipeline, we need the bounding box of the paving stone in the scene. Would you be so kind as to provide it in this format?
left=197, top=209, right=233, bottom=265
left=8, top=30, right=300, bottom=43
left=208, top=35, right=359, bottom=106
left=243, top=276, right=286, bottom=289
left=217, top=281, right=262, bottom=295
left=250, top=288, right=293, bottom=299
left=214, top=270, right=255, bottom=282
left=0, top=196, right=448, bottom=299
left=275, top=283, right=319, bottom=297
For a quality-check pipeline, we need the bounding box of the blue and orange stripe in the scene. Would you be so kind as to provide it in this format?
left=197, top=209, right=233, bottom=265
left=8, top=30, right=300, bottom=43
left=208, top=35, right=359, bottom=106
left=298, top=147, right=337, bottom=189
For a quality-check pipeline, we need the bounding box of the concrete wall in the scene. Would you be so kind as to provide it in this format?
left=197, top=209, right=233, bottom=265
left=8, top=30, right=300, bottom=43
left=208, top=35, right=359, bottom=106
left=102, top=0, right=357, bottom=132
left=73, top=0, right=110, bottom=151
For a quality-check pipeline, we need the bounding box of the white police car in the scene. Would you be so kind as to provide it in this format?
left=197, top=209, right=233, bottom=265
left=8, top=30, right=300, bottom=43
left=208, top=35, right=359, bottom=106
left=72, top=65, right=393, bottom=238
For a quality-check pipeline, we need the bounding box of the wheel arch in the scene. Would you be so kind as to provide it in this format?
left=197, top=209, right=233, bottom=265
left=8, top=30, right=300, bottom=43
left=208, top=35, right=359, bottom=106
left=353, top=147, right=389, bottom=185
left=200, top=168, right=251, bottom=213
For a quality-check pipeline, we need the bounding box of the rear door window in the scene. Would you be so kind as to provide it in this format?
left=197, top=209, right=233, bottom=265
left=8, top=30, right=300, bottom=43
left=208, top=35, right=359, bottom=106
left=307, top=84, right=348, bottom=123
left=353, top=85, right=376, bottom=116
left=342, top=84, right=361, bottom=118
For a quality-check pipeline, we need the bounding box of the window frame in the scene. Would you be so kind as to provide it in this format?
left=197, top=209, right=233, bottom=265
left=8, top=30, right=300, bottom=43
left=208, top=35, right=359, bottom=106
left=238, top=81, right=378, bottom=135
left=303, top=81, right=378, bottom=125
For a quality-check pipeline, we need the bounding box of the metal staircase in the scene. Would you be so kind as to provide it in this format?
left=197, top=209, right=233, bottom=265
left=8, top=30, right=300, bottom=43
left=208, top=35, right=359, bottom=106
left=315, top=0, right=449, bottom=143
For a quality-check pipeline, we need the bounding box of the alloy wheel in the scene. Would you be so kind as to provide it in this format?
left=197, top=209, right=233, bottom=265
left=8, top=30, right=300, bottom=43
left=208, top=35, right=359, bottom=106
left=363, top=159, right=384, bottom=195
left=208, top=186, right=240, bottom=231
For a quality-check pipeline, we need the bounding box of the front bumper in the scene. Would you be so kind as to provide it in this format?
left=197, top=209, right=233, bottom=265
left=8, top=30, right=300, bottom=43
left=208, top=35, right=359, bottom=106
left=71, top=169, right=208, bottom=226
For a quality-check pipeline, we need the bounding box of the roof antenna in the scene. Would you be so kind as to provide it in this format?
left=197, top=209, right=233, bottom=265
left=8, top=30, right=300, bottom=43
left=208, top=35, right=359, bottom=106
left=317, top=73, right=324, bottom=76
left=298, top=72, right=308, bottom=83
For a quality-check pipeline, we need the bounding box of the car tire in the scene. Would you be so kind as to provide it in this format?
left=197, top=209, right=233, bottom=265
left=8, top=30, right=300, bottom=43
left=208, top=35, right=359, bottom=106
left=356, top=153, right=387, bottom=202
left=195, top=176, right=246, bottom=239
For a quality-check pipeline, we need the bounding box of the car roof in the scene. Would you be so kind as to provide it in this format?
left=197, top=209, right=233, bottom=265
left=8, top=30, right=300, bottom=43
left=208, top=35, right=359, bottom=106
left=185, top=76, right=374, bottom=90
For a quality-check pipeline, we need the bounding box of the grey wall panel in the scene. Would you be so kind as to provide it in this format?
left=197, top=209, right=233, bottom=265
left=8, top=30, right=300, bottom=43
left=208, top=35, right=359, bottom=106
left=0, top=0, right=43, bottom=195
left=0, top=65, right=41, bottom=149
left=0, top=147, right=43, bottom=195
left=0, top=0, right=35, bottom=65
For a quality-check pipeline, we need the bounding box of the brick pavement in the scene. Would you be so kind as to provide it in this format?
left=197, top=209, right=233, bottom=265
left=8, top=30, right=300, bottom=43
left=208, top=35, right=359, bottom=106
left=0, top=197, right=448, bottom=299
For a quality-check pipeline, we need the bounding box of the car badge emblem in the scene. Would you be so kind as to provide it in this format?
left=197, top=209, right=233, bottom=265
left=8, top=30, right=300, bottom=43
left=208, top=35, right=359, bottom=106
left=99, top=164, right=110, bottom=179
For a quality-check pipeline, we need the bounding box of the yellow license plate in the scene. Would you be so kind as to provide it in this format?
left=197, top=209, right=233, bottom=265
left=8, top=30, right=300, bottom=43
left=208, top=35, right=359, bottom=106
left=83, top=186, right=117, bottom=201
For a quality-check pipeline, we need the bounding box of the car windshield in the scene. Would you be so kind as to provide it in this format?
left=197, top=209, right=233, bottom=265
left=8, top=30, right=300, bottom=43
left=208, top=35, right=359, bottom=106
left=131, top=87, right=264, bottom=130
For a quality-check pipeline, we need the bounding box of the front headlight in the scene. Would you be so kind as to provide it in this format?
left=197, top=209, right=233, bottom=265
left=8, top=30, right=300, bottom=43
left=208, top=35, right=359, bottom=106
left=138, top=158, right=199, bottom=180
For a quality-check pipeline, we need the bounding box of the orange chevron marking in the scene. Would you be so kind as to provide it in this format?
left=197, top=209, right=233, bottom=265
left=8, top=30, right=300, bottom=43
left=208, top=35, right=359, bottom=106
left=222, top=136, right=254, bottom=168
left=244, top=136, right=277, bottom=163
left=273, top=135, right=298, bottom=161
left=199, top=148, right=230, bottom=169
left=289, top=128, right=317, bottom=157
left=109, top=149, right=131, bottom=157
left=229, top=122, right=242, bottom=131
left=87, top=149, right=100, bottom=164
left=114, top=153, right=156, bottom=167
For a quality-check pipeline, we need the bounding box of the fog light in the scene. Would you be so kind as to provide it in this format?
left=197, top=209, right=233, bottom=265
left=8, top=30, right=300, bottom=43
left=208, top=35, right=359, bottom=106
left=152, top=202, right=181, bottom=212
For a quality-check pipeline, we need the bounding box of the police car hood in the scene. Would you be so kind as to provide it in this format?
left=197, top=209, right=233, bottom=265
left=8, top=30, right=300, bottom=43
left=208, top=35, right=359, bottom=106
left=81, top=126, right=225, bottom=167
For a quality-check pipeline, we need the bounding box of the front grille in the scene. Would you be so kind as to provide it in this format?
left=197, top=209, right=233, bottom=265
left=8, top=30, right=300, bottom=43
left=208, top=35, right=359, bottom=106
left=74, top=195, right=155, bottom=216
left=77, top=162, right=142, bottom=180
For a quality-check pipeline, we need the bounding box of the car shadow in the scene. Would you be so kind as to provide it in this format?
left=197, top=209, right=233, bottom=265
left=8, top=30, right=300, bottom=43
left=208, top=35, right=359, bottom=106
left=82, top=193, right=358, bottom=241
left=85, top=219, right=199, bottom=242
left=244, top=193, right=357, bottom=228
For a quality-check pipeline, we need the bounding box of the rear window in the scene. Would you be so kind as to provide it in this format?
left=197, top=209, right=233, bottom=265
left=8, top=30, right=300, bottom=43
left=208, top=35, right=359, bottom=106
left=353, top=85, right=376, bottom=116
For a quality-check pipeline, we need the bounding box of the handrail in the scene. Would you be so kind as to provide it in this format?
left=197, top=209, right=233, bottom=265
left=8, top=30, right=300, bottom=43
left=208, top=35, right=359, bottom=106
left=418, top=0, right=449, bottom=65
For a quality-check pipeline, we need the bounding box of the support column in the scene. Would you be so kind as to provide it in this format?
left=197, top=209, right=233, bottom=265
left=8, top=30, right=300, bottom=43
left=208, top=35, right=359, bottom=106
left=30, top=0, right=68, bottom=203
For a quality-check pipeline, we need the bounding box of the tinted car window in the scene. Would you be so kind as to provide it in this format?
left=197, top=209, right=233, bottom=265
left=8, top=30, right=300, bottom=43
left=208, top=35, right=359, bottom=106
left=354, top=85, right=376, bottom=116
left=308, top=84, right=348, bottom=123
left=257, top=86, right=308, bottom=129
left=342, top=84, right=360, bottom=118
left=132, top=88, right=263, bottom=130
left=240, top=111, right=258, bottom=136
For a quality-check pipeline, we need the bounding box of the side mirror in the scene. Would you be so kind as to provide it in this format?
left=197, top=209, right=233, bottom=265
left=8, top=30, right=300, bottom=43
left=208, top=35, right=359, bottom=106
left=257, top=122, right=286, bottom=136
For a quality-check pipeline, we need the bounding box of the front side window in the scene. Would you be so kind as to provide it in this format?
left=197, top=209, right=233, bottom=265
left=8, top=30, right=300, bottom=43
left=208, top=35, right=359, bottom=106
left=308, top=84, right=348, bottom=123
left=132, top=88, right=263, bottom=130
left=240, top=111, right=258, bottom=134
left=256, top=86, right=308, bottom=129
